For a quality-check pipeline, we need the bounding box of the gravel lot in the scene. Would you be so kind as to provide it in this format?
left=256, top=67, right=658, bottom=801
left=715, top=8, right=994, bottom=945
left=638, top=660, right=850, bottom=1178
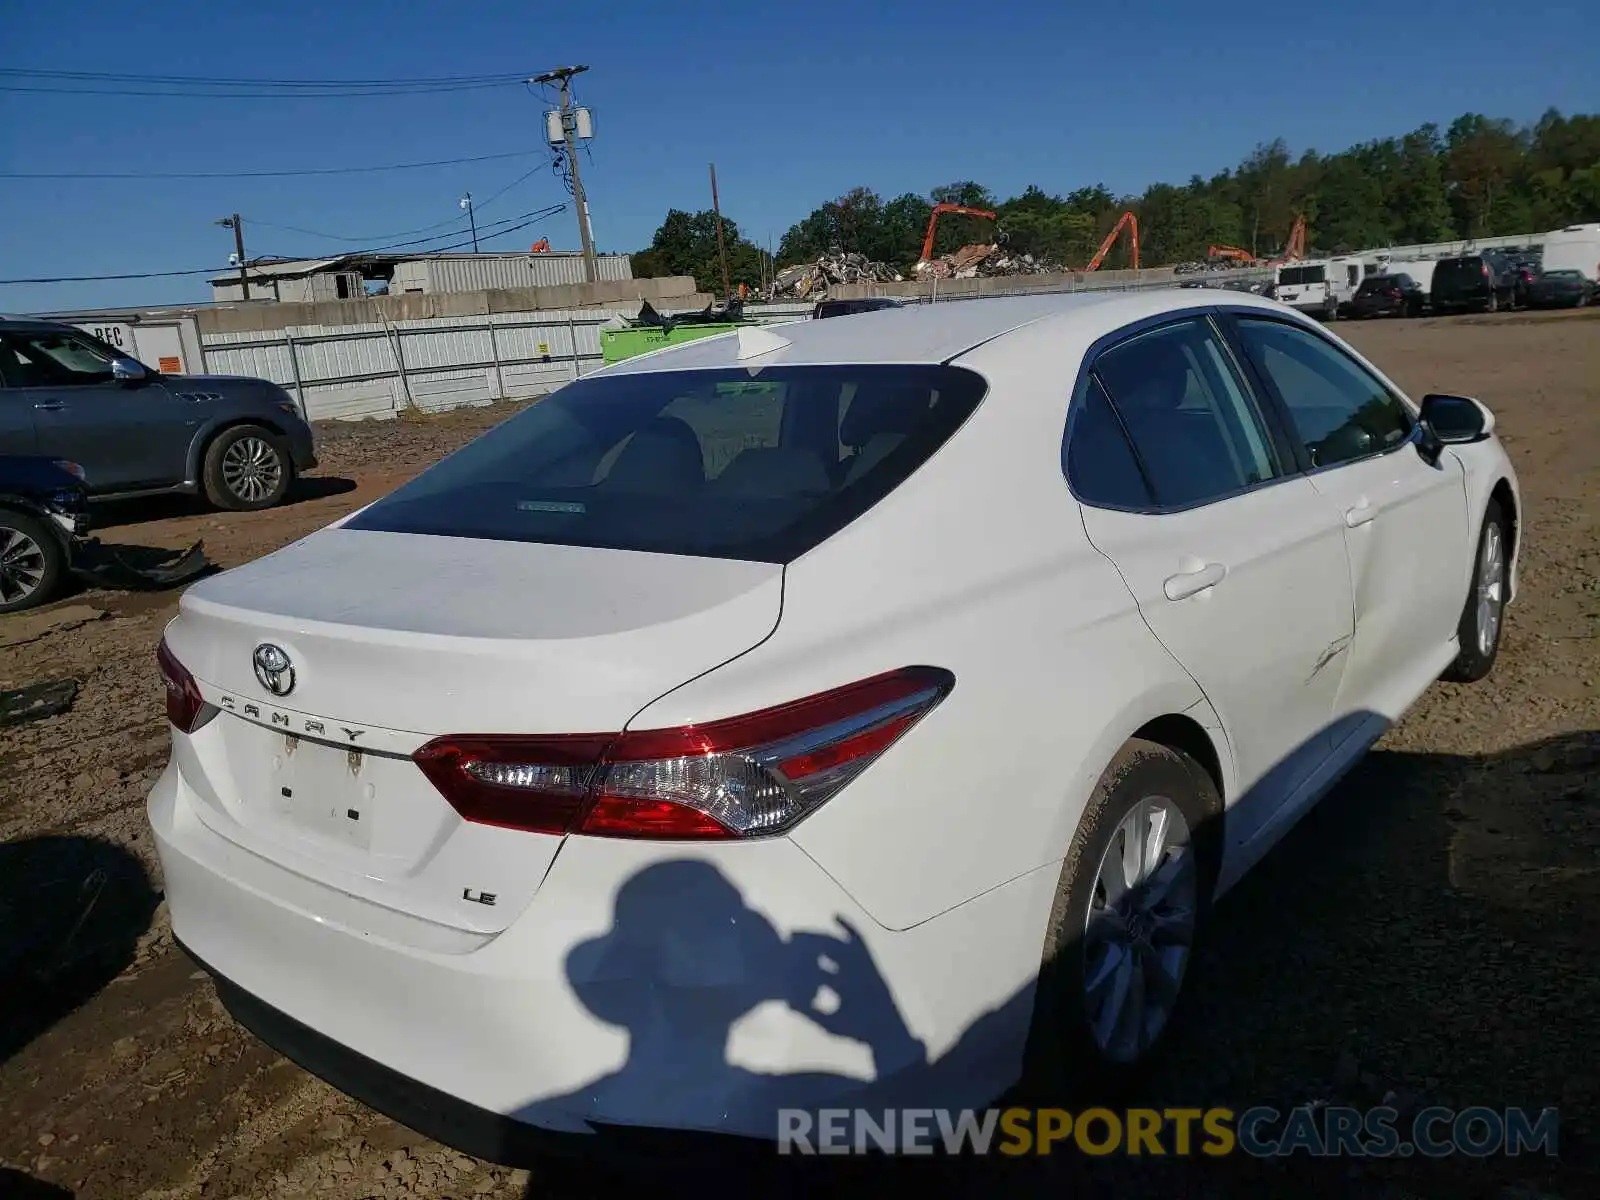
left=2, top=310, right=1596, bottom=1199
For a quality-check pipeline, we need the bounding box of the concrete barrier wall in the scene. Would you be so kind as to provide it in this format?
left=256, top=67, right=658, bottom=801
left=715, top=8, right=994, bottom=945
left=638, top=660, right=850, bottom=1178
left=826, top=264, right=1271, bottom=301
left=194, top=276, right=706, bottom=335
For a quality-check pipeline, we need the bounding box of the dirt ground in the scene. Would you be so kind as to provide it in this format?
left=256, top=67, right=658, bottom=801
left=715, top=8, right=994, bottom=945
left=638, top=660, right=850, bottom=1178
left=1, top=309, right=1596, bottom=1199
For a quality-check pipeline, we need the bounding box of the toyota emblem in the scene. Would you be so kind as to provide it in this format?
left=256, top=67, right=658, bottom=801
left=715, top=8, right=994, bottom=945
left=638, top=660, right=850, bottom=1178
left=253, top=643, right=296, bottom=697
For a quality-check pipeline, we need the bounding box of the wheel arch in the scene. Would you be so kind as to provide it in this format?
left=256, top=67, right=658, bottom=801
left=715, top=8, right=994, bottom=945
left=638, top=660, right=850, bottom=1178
left=1128, top=713, right=1227, bottom=881
left=1489, top=476, right=1518, bottom=578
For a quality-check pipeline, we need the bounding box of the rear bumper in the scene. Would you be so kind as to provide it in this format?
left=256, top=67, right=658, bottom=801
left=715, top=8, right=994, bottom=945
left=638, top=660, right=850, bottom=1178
left=287, top=428, right=317, bottom=471
left=149, top=759, right=1052, bottom=1150
left=179, top=935, right=758, bottom=1165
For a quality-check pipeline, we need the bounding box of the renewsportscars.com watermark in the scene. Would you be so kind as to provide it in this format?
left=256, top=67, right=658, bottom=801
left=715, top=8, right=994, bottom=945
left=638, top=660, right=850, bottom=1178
left=778, top=1106, right=1560, bottom=1158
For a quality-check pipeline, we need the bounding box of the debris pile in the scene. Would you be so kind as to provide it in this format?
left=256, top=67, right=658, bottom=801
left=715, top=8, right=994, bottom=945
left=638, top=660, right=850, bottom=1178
left=768, top=252, right=901, bottom=299
left=914, top=243, right=1064, bottom=279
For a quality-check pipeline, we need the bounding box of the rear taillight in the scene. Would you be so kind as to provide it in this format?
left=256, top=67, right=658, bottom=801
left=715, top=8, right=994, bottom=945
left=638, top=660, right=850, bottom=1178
left=156, top=638, right=215, bottom=733
left=413, top=666, right=955, bottom=840
left=1482, top=263, right=1492, bottom=280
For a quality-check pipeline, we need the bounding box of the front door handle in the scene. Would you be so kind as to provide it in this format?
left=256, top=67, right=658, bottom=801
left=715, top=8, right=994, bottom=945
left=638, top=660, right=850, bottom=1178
left=1345, top=500, right=1377, bottom=527
left=32, top=401, right=64, bottom=411
left=1163, top=562, right=1227, bottom=601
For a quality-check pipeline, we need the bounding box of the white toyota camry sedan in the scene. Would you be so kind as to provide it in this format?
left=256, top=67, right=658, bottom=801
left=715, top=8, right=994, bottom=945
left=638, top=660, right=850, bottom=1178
left=149, top=289, right=1521, bottom=1157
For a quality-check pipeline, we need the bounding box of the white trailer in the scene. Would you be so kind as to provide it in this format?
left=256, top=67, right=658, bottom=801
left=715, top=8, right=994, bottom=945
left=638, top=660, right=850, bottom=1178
left=1385, top=258, right=1438, bottom=295
left=1541, top=223, right=1600, bottom=284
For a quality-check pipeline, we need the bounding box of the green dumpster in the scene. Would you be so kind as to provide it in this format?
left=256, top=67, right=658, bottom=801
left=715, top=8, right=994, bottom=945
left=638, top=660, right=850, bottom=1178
left=600, top=323, right=743, bottom=366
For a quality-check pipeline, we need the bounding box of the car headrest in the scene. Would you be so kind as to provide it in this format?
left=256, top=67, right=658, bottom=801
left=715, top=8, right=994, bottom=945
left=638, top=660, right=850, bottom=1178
left=839, top=385, right=933, bottom=449
left=603, top=416, right=704, bottom=490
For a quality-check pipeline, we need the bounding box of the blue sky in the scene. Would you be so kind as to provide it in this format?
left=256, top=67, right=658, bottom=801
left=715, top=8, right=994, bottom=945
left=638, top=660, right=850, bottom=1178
left=2, top=0, right=1594, bottom=313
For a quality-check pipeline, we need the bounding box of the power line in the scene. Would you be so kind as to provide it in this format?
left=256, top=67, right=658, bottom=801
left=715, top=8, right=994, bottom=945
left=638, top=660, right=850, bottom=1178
left=0, top=81, right=525, bottom=99
left=257, top=205, right=567, bottom=257
left=244, top=164, right=548, bottom=243
left=0, top=205, right=569, bottom=286
left=0, top=266, right=222, bottom=285
left=0, top=150, right=541, bottom=181
left=0, top=67, right=534, bottom=87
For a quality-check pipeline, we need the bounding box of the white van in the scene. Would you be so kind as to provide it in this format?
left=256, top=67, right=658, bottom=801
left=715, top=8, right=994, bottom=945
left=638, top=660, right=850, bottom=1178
left=1541, top=224, right=1600, bottom=284
left=1275, top=257, right=1364, bottom=318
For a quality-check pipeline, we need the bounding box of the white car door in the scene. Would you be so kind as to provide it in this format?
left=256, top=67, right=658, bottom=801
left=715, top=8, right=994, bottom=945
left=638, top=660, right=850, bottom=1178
left=1065, top=315, right=1356, bottom=841
left=1224, top=315, right=1472, bottom=731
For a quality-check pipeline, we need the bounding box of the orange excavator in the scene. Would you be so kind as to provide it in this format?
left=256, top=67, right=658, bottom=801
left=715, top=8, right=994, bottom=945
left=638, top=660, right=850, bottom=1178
left=1207, top=244, right=1259, bottom=265
left=1081, top=211, right=1140, bottom=271
left=1207, top=214, right=1307, bottom=267
left=918, top=202, right=999, bottom=264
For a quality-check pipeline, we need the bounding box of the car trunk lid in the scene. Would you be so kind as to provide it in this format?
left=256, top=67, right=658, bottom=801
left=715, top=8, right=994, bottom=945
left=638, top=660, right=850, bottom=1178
left=163, top=527, right=783, bottom=935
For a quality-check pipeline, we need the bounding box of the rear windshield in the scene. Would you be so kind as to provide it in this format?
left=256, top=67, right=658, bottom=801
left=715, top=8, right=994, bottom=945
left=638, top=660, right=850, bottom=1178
left=1435, top=258, right=1484, bottom=283
left=343, top=364, right=988, bottom=563
left=1357, top=276, right=1394, bottom=294
left=1278, top=266, right=1326, bottom=285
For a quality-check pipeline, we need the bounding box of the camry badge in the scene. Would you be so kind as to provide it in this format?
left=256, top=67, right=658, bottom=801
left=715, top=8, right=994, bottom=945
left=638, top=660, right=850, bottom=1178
left=253, top=643, right=296, bottom=697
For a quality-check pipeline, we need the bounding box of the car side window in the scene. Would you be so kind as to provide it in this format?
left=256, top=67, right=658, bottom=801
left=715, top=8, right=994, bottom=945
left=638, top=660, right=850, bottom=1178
left=0, top=332, right=117, bottom=388
left=1090, top=318, right=1282, bottom=509
left=1231, top=318, right=1413, bottom=470
left=1065, top=374, right=1152, bottom=508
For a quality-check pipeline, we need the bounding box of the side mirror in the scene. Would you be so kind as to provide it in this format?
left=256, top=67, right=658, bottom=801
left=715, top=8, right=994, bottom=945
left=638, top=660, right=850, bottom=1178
left=1415, top=393, right=1492, bottom=465
left=111, top=356, right=147, bottom=383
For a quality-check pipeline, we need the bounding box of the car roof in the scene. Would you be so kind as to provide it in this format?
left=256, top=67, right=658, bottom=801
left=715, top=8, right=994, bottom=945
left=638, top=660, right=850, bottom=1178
left=0, top=317, right=75, bottom=334
left=600, top=289, right=1292, bottom=373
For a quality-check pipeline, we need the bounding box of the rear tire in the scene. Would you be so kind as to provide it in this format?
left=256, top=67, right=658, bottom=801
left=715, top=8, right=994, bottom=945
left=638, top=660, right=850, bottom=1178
left=0, top=510, right=67, bottom=614
left=1022, top=739, right=1220, bottom=1102
left=1443, top=499, right=1509, bottom=684
left=202, top=425, right=293, bottom=511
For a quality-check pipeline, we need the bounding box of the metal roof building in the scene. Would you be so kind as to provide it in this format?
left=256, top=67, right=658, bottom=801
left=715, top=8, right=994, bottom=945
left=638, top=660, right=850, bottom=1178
left=210, top=251, right=632, bottom=303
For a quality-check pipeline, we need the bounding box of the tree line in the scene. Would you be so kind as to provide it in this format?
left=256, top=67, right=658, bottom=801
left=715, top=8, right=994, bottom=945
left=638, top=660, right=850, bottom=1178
left=629, top=109, right=1599, bottom=294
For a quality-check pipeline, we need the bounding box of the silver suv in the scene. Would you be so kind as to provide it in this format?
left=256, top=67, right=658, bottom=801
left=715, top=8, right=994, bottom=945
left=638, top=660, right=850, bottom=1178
left=0, top=318, right=316, bottom=510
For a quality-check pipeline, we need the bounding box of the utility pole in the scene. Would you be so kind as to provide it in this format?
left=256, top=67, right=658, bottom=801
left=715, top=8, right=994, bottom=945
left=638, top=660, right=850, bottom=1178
left=216, top=213, right=248, bottom=299
left=709, top=163, right=731, bottom=303
left=460, top=192, right=479, bottom=252
left=532, top=65, right=598, bottom=283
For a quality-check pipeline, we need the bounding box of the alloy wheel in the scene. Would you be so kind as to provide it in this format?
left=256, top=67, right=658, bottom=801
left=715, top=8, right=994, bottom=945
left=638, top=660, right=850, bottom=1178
left=0, top=524, right=48, bottom=607
left=1082, top=795, right=1198, bottom=1063
left=1477, top=522, right=1506, bottom=658
left=221, top=436, right=283, bottom=504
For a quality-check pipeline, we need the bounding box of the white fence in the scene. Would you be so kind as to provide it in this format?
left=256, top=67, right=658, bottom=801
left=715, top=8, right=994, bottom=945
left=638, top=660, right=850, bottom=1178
left=200, top=302, right=816, bottom=423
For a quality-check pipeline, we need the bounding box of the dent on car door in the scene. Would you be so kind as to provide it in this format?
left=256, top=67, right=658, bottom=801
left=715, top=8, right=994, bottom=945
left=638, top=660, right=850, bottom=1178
left=2, top=330, right=189, bottom=491
left=1224, top=315, right=1472, bottom=732
left=1065, top=315, right=1356, bottom=841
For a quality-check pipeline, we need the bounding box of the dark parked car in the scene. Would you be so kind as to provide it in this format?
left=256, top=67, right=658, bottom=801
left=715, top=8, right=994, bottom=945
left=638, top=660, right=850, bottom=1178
left=1430, top=252, right=1518, bottom=315
left=0, top=456, right=88, bottom=612
left=0, top=455, right=208, bottom=612
left=1349, top=272, right=1426, bottom=318
left=0, top=318, right=316, bottom=510
left=1526, top=269, right=1594, bottom=309
left=811, top=297, right=903, bottom=319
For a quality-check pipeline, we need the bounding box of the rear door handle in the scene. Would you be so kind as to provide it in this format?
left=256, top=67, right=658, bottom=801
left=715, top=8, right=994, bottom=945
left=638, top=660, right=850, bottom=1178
left=32, top=402, right=64, bottom=411
left=1163, top=562, right=1226, bottom=600
left=1345, top=500, right=1377, bottom=527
